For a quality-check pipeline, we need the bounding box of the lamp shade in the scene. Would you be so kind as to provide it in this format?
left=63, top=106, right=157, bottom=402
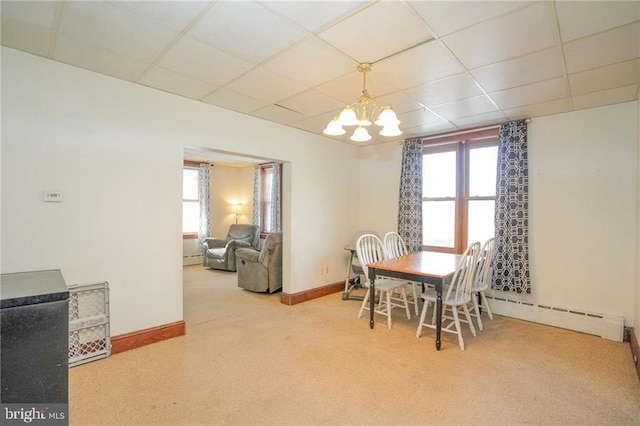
left=379, top=124, right=402, bottom=137
left=374, top=106, right=400, bottom=127
left=323, top=117, right=346, bottom=136
left=350, top=126, right=372, bottom=142
left=338, top=105, right=359, bottom=126
left=231, top=204, right=243, bottom=214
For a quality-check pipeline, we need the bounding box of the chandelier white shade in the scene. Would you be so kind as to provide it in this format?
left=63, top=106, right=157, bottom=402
left=323, top=64, right=402, bottom=142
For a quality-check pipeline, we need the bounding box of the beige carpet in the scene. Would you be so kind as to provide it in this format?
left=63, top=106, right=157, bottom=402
left=69, top=265, right=640, bottom=425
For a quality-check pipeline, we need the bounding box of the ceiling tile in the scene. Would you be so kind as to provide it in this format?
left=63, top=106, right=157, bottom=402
left=54, top=34, right=150, bottom=82
left=289, top=112, right=335, bottom=134
left=442, top=2, right=556, bottom=69
left=251, top=104, right=306, bottom=125
left=260, top=0, right=367, bottom=33
left=139, top=66, right=217, bottom=100
left=563, top=22, right=640, bottom=74
left=226, top=67, right=309, bottom=103
left=408, top=0, right=532, bottom=37
left=115, top=1, right=210, bottom=32
left=504, top=98, right=571, bottom=121
left=572, top=84, right=639, bottom=111
left=58, top=2, right=179, bottom=62
left=2, top=0, right=638, bottom=143
left=316, top=70, right=398, bottom=104
left=277, top=89, right=344, bottom=117
left=1, top=17, right=52, bottom=57
left=556, top=1, right=640, bottom=42
left=373, top=41, right=464, bottom=89
left=201, top=88, right=269, bottom=114
left=188, top=1, right=306, bottom=64
left=405, top=73, right=484, bottom=107
left=159, top=37, right=254, bottom=86
left=569, top=59, right=640, bottom=96
left=397, top=108, right=446, bottom=128
left=490, top=77, right=567, bottom=110
left=404, top=121, right=458, bottom=137
left=450, top=110, right=508, bottom=129
left=471, top=47, right=565, bottom=93
left=374, top=92, right=425, bottom=114
left=0, top=1, right=57, bottom=28
left=430, top=95, right=499, bottom=120
left=263, top=37, right=356, bottom=86
left=318, top=0, right=433, bottom=64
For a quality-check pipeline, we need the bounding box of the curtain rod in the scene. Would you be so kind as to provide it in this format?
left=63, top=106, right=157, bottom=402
left=401, top=118, right=531, bottom=145
left=420, top=124, right=500, bottom=142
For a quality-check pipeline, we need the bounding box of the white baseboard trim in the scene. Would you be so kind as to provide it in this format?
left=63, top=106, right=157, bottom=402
left=487, top=295, right=624, bottom=342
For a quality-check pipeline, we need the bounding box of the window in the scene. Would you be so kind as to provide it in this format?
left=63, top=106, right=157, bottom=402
left=183, top=167, right=199, bottom=236
left=422, top=129, right=498, bottom=253
left=258, top=163, right=281, bottom=234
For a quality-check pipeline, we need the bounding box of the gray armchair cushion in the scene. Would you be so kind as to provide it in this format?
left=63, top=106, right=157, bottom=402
left=236, top=232, right=282, bottom=293
left=203, top=224, right=260, bottom=272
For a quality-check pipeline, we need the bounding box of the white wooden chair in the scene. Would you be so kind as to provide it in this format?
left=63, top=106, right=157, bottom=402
left=383, top=231, right=420, bottom=316
left=416, top=242, right=481, bottom=351
left=469, top=238, right=496, bottom=331
left=356, top=234, right=411, bottom=329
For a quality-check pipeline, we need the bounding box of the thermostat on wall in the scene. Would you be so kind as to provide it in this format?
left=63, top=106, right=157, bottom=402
left=43, top=191, right=64, bottom=202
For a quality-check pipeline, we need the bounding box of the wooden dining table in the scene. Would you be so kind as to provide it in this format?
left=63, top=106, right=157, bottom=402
left=367, top=251, right=462, bottom=350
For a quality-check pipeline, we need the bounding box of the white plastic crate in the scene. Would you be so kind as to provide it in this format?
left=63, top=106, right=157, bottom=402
left=68, top=281, right=111, bottom=367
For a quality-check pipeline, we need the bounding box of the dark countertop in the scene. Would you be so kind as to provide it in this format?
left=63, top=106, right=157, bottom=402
left=0, top=270, right=69, bottom=309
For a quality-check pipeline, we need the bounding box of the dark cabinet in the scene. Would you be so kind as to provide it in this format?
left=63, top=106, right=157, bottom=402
left=1, top=270, right=69, bottom=403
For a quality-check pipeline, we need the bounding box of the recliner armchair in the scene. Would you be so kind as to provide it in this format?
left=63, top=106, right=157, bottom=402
left=236, top=232, right=282, bottom=293
left=202, top=224, right=260, bottom=272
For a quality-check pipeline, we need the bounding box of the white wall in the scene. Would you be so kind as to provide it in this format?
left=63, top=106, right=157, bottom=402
left=636, top=98, right=640, bottom=343
left=1, top=47, right=360, bottom=335
left=527, top=103, right=637, bottom=323
left=210, top=164, right=254, bottom=237
left=358, top=102, right=639, bottom=326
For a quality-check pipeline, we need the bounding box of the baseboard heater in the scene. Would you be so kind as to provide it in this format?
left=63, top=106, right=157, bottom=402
left=486, top=295, right=624, bottom=342
left=183, top=254, right=203, bottom=266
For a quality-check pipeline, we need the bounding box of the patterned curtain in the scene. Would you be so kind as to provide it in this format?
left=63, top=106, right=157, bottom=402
left=252, top=165, right=261, bottom=226
left=492, top=119, right=531, bottom=294
left=269, top=163, right=281, bottom=232
left=397, top=138, right=423, bottom=252
left=197, top=164, right=211, bottom=251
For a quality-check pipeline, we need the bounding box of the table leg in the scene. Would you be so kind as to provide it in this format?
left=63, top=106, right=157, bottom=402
left=369, top=269, right=375, bottom=329
left=435, top=281, right=442, bottom=350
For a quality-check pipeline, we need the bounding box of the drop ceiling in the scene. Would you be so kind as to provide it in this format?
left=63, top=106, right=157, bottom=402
left=2, top=1, right=639, bottom=146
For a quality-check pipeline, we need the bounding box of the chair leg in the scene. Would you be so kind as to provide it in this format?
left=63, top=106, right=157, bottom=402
left=411, top=283, right=419, bottom=316
left=401, top=288, right=411, bottom=320
left=462, top=304, right=476, bottom=337
left=417, top=300, right=429, bottom=338
left=472, top=295, right=483, bottom=331
left=357, top=288, right=370, bottom=319
left=386, top=291, right=392, bottom=329
left=452, top=307, right=465, bottom=351
left=480, top=291, right=494, bottom=320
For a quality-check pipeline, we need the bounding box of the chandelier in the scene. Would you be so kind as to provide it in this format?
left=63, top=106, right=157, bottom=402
left=323, top=63, right=402, bottom=142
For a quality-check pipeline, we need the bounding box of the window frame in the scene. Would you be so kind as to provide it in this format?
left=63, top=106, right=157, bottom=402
left=258, top=162, right=282, bottom=237
left=182, top=161, right=201, bottom=239
left=422, top=127, right=498, bottom=254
